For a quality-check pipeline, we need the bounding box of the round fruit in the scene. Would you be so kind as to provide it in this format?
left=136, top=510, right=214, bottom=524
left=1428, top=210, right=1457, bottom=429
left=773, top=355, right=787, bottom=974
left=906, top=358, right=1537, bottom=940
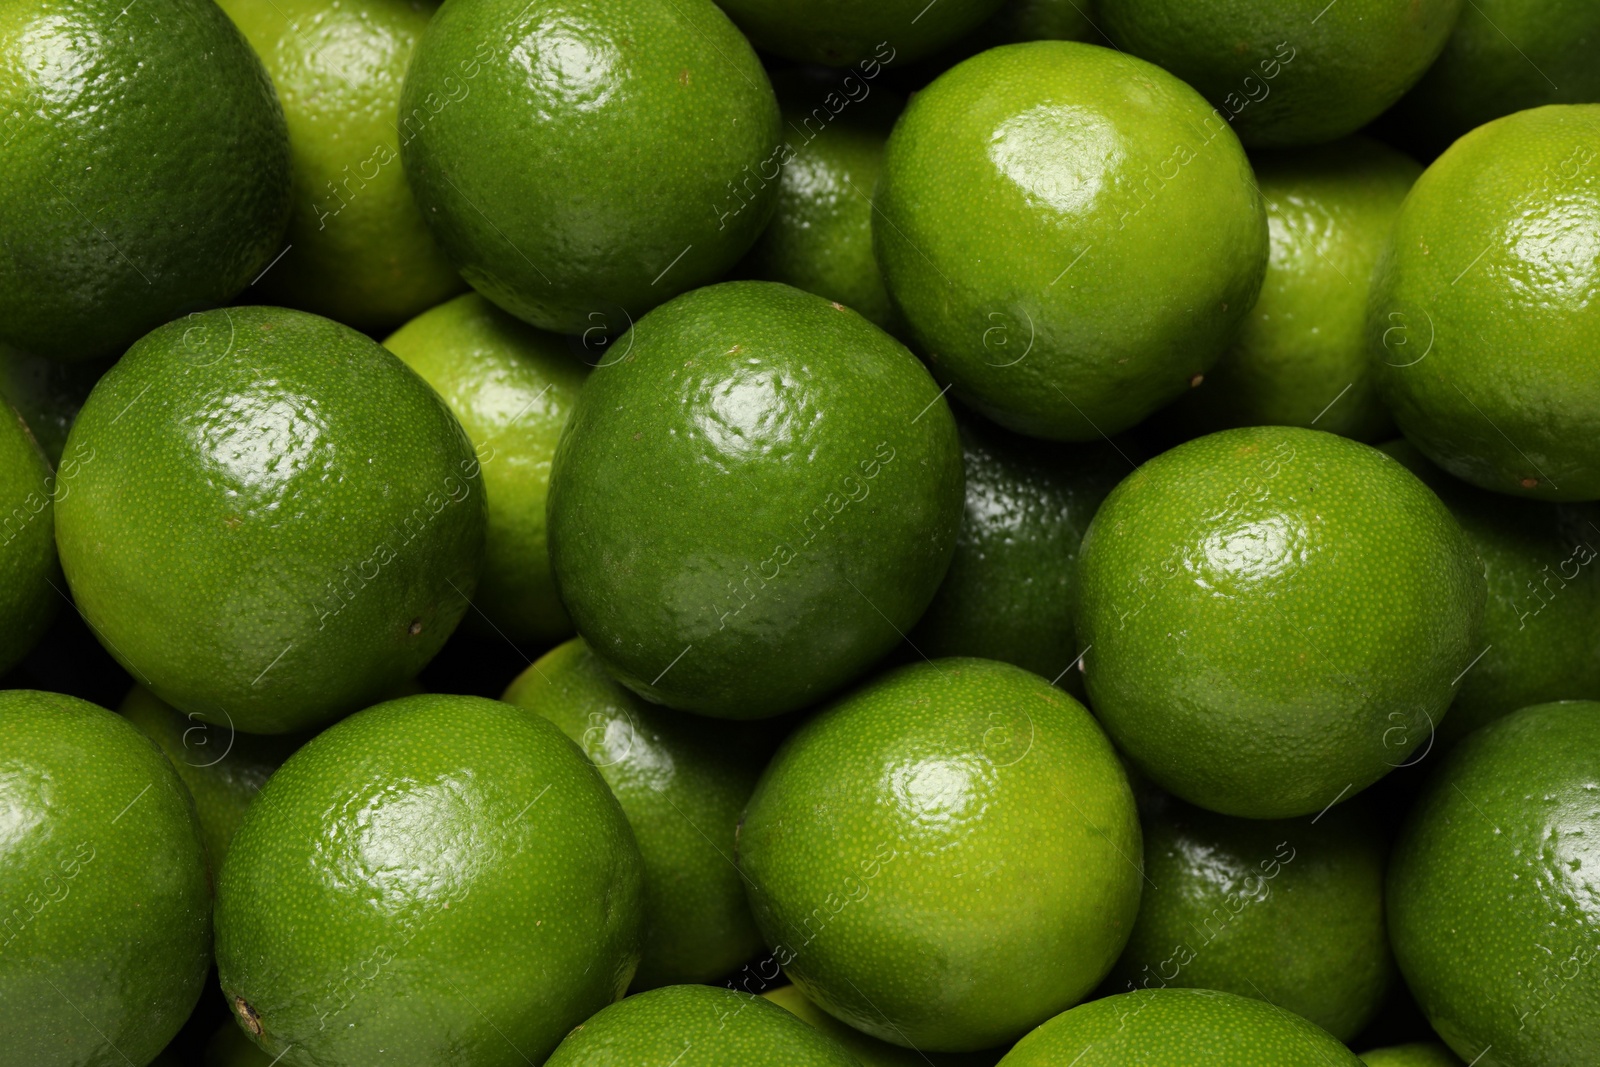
left=740, top=658, right=1142, bottom=1051
left=386, top=292, right=588, bottom=646
left=764, top=985, right=1006, bottom=1066
left=0, top=690, right=211, bottom=1066
left=997, top=988, right=1363, bottom=1065
left=1360, top=1043, right=1465, bottom=1067
left=1180, top=137, right=1420, bottom=441
left=545, top=984, right=858, bottom=1065
left=1098, top=0, right=1461, bottom=147
left=502, top=638, right=764, bottom=988
left=55, top=306, right=486, bottom=735
left=1368, top=105, right=1600, bottom=501
left=0, top=0, right=290, bottom=361
left=1108, top=797, right=1392, bottom=1041
left=875, top=41, right=1267, bottom=441
left=1075, top=426, right=1485, bottom=818
left=401, top=0, right=779, bottom=335
left=1392, top=0, right=1600, bottom=155
left=215, top=693, right=645, bottom=1066
left=216, top=0, right=464, bottom=332
left=0, top=402, right=58, bottom=674
left=1382, top=440, right=1600, bottom=740
left=0, top=345, right=109, bottom=464
left=120, top=684, right=304, bottom=872
left=547, top=281, right=963, bottom=718
left=1388, top=700, right=1600, bottom=1065
left=714, top=0, right=1002, bottom=66
left=910, top=413, right=1128, bottom=694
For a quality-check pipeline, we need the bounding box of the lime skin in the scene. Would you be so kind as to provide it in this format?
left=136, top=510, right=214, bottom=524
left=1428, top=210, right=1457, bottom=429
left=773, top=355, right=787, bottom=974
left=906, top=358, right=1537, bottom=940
left=875, top=41, right=1267, bottom=442
left=1368, top=105, right=1600, bottom=501
left=214, top=693, right=645, bottom=1067
left=547, top=281, right=963, bottom=719
left=400, top=0, right=780, bottom=335
left=1382, top=440, right=1600, bottom=741
left=501, top=638, right=764, bottom=988
left=1108, top=796, right=1393, bottom=1041
left=0, top=0, right=290, bottom=362
left=216, top=0, right=465, bottom=333
left=1360, top=1043, right=1465, bottom=1067
left=739, top=658, right=1142, bottom=1052
left=1075, top=426, right=1485, bottom=818
left=0, top=690, right=211, bottom=1067
left=55, top=306, right=486, bottom=736
left=763, top=984, right=1007, bottom=1066
left=0, top=401, right=59, bottom=675
left=1388, top=700, right=1600, bottom=1066
left=544, top=984, right=858, bottom=1065
left=996, top=989, right=1362, bottom=1065
left=1180, top=137, right=1421, bottom=442
left=1098, top=0, right=1461, bottom=148
left=386, top=292, right=589, bottom=646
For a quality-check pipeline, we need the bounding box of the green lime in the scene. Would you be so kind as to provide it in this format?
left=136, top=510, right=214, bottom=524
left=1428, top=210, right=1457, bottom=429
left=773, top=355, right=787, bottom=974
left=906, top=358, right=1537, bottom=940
left=401, top=0, right=779, bottom=335
left=1360, top=1043, right=1465, bottom=1067
left=910, top=413, right=1128, bottom=693
left=1075, top=426, right=1485, bottom=818
left=0, top=346, right=109, bottom=465
left=740, top=658, right=1141, bottom=1051
left=215, top=693, right=645, bottom=1066
left=1098, top=0, right=1461, bottom=147
left=119, top=683, right=304, bottom=873
left=1368, top=105, right=1600, bottom=501
left=1392, top=0, right=1600, bottom=155
left=0, top=690, right=210, bottom=1066
left=547, top=281, right=963, bottom=719
left=1382, top=440, right=1600, bottom=741
left=714, top=2, right=1003, bottom=65
left=764, top=984, right=1006, bottom=1066
left=0, top=402, right=58, bottom=675
left=1109, top=797, right=1392, bottom=1041
left=1180, top=137, right=1420, bottom=441
left=206, top=1022, right=276, bottom=1067
left=502, top=638, right=763, bottom=988
left=1388, top=700, right=1600, bottom=1065
left=545, top=984, right=858, bottom=1065
left=385, top=293, right=588, bottom=646
left=55, top=306, right=486, bottom=735
left=0, top=0, right=289, bottom=361
left=216, top=0, right=464, bottom=333
left=997, top=989, right=1362, bottom=1065
left=875, top=41, right=1267, bottom=441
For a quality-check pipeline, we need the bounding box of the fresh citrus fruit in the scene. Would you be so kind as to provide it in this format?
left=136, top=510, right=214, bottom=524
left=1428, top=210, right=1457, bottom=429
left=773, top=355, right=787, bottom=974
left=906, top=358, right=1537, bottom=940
left=401, top=0, right=779, bottom=335
left=0, top=690, right=210, bottom=1067
left=1075, top=426, right=1485, bottom=818
left=714, top=1, right=1003, bottom=65
left=502, top=638, right=763, bottom=987
left=875, top=41, right=1267, bottom=441
left=910, top=413, right=1128, bottom=694
left=0, top=345, right=108, bottom=464
left=1109, top=797, right=1392, bottom=1041
left=1098, top=0, right=1461, bottom=147
left=214, top=693, right=645, bottom=1066
left=0, top=0, right=290, bottom=361
left=545, top=984, right=858, bottom=1065
left=216, top=0, right=464, bottom=332
left=55, top=306, right=486, bottom=734
left=1360, top=1043, right=1465, bottom=1067
left=1388, top=700, right=1600, bottom=1065
left=1368, top=105, right=1600, bottom=501
left=547, top=281, right=963, bottom=719
left=0, top=402, right=58, bottom=674
left=1181, top=137, right=1420, bottom=441
left=386, top=292, right=588, bottom=646
left=1382, top=440, right=1600, bottom=740
left=763, top=984, right=1006, bottom=1066
left=997, top=988, right=1362, bottom=1065
left=739, top=658, right=1142, bottom=1051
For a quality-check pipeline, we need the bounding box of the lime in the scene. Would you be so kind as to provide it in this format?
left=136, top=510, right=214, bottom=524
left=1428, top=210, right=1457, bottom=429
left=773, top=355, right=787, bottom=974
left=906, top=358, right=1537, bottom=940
left=386, top=293, right=588, bottom=646
left=875, top=41, right=1267, bottom=441
left=1360, top=1043, right=1465, bottom=1067
left=0, top=0, right=290, bottom=361
left=547, top=281, right=963, bottom=719
left=216, top=0, right=464, bottom=332
left=1368, top=105, right=1600, bottom=500
left=55, top=306, right=486, bottom=735
left=0, top=401, right=58, bottom=675
left=1075, top=426, right=1485, bottom=817
left=215, top=693, right=645, bottom=1066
